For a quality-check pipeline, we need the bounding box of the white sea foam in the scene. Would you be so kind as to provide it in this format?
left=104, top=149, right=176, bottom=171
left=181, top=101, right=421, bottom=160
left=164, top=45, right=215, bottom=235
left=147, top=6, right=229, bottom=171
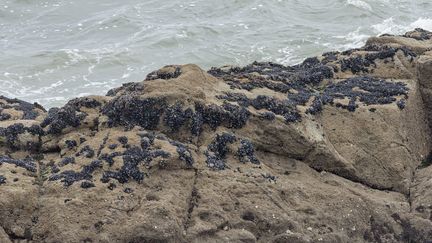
left=410, top=18, right=432, bottom=31
left=372, top=17, right=407, bottom=35
left=346, top=0, right=372, bottom=11
left=372, top=17, right=432, bottom=36
left=334, top=27, right=370, bottom=50
left=31, top=81, right=64, bottom=94
left=275, top=47, right=297, bottom=66
left=336, top=17, right=432, bottom=51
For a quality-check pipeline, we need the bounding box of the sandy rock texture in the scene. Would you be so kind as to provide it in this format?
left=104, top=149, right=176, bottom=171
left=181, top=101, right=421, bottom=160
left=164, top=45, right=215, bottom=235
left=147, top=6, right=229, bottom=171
left=1, top=29, right=432, bottom=242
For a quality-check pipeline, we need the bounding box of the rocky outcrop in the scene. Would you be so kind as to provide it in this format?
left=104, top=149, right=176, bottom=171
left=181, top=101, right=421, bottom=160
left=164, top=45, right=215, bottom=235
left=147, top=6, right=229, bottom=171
left=1, top=29, right=432, bottom=242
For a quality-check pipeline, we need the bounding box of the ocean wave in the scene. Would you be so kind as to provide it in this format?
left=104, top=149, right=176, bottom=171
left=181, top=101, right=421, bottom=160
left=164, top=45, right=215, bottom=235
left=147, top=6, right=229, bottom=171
left=334, top=27, right=370, bottom=50
left=372, top=17, right=407, bottom=35
left=345, top=0, right=372, bottom=11
left=333, top=17, right=432, bottom=51
left=373, top=17, right=432, bottom=35
left=275, top=47, right=297, bottom=66
left=410, top=18, right=432, bottom=31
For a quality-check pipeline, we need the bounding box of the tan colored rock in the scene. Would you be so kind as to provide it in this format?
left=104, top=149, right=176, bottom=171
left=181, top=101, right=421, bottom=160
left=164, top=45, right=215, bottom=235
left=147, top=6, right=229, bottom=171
left=0, top=227, right=12, bottom=243
left=1, top=29, right=432, bottom=242
left=417, top=51, right=432, bottom=132
left=321, top=77, right=430, bottom=192
left=367, top=35, right=432, bottom=55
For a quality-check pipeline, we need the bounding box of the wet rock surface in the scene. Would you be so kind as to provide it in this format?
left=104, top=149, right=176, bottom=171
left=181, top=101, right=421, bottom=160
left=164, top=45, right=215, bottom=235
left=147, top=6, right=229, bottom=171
left=1, top=29, right=432, bottom=242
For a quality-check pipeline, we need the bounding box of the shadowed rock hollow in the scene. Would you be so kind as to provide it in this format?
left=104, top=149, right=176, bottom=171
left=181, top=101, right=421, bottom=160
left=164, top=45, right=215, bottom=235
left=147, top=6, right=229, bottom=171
left=1, top=29, right=432, bottom=242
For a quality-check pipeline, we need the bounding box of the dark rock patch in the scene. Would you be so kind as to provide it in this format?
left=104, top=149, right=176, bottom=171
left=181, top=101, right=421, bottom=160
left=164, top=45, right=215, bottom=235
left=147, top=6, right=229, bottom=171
left=403, top=28, right=432, bottom=41
left=321, top=76, right=408, bottom=112
left=222, top=102, right=250, bottom=128
left=205, top=133, right=236, bottom=170
left=76, top=145, right=95, bottom=158
left=81, top=181, right=95, bottom=189
left=68, top=97, right=102, bottom=109
left=262, top=173, right=276, bottom=182
left=108, top=144, right=118, bottom=150
left=49, top=160, right=102, bottom=186
left=103, top=96, right=167, bottom=130
left=237, top=139, right=260, bottom=164
left=340, top=56, right=371, bottom=74
left=41, top=106, right=86, bottom=134
left=101, top=146, right=170, bottom=184
left=0, top=156, right=37, bottom=172
left=209, top=60, right=333, bottom=86
left=108, top=183, right=116, bottom=190
left=218, top=94, right=301, bottom=123
left=51, top=165, right=60, bottom=173
left=219, top=76, right=407, bottom=118
left=106, top=82, right=145, bottom=97
left=397, top=99, right=406, bottom=110
left=124, top=188, right=133, bottom=193
left=420, top=151, right=432, bottom=169
left=365, top=48, right=397, bottom=63
left=259, top=111, right=276, bottom=120
left=0, top=95, right=44, bottom=120
left=164, top=103, right=191, bottom=132
left=169, top=141, right=194, bottom=166
left=0, top=112, right=11, bottom=121
left=0, top=123, right=44, bottom=150
left=146, top=66, right=182, bottom=80
left=59, top=157, right=75, bottom=167
left=99, top=152, right=121, bottom=166
left=65, top=140, right=78, bottom=149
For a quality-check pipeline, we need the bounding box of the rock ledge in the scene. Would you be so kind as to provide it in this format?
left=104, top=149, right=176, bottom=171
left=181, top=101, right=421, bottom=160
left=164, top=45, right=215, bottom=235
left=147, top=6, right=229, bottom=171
left=1, top=29, right=432, bottom=242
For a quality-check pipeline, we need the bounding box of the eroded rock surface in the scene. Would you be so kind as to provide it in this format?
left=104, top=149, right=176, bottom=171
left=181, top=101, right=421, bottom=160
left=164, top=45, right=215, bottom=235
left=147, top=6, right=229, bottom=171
left=1, top=29, right=432, bottom=242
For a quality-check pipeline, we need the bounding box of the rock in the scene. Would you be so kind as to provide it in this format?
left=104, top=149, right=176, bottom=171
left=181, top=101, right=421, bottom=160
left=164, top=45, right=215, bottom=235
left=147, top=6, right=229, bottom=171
left=417, top=51, right=432, bottom=131
left=1, top=29, right=432, bottom=242
left=0, top=227, right=12, bottom=243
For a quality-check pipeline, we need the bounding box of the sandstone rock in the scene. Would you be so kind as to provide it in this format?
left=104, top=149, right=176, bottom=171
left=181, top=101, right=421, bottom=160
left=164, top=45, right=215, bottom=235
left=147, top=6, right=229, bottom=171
left=0, top=227, right=12, bottom=243
left=1, top=29, right=432, bottom=242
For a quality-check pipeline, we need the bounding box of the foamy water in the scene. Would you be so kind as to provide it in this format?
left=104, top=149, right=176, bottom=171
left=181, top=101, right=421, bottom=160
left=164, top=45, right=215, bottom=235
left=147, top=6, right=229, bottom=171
left=0, top=0, right=431, bottom=107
